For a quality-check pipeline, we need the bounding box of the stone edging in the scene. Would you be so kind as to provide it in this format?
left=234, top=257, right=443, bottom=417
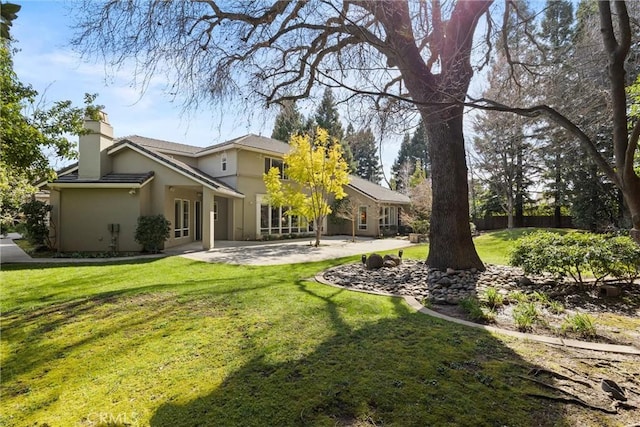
left=314, top=272, right=640, bottom=355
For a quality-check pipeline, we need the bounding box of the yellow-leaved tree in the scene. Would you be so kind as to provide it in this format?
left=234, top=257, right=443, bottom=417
left=264, top=128, right=350, bottom=247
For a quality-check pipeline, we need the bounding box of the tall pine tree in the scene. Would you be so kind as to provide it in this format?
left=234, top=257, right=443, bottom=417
left=271, top=99, right=304, bottom=143
left=345, top=124, right=382, bottom=183
left=312, top=88, right=355, bottom=170
left=391, top=120, right=430, bottom=192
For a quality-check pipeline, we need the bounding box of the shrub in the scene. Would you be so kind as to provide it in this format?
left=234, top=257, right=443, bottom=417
left=508, top=290, right=528, bottom=304
left=590, top=236, right=640, bottom=284
left=459, top=297, right=493, bottom=323
left=547, top=300, right=565, bottom=315
left=20, top=200, right=53, bottom=249
left=510, top=231, right=639, bottom=285
left=482, top=287, right=503, bottom=310
left=135, top=215, right=171, bottom=253
left=562, top=313, right=596, bottom=337
left=512, top=302, right=538, bottom=331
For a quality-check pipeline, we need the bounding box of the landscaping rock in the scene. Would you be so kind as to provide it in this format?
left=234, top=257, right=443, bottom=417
left=366, top=253, right=384, bottom=270
left=383, top=254, right=401, bottom=267
left=322, top=262, right=567, bottom=305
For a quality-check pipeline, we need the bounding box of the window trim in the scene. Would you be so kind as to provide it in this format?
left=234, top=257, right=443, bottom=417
left=358, top=206, right=368, bottom=230
left=221, top=153, right=227, bottom=172
left=174, top=198, right=190, bottom=238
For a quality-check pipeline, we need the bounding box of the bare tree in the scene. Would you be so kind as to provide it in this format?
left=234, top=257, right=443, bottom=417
left=72, top=0, right=491, bottom=270
left=332, top=196, right=361, bottom=242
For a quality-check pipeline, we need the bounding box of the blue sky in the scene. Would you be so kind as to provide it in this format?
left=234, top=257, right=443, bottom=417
left=10, top=0, right=404, bottom=179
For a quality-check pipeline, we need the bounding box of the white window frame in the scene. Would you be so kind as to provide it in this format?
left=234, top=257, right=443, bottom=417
left=221, top=153, right=227, bottom=172
left=379, top=206, right=397, bottom=228
left=358, top=206, right=368, bottom=230
left=213, top=201, right=219, bottom=221
left=174, top=199, right=190, bottom=238
left=258, top=195, right=309, bottom=235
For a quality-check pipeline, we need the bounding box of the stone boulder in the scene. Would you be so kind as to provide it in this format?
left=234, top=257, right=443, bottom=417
left=383, top=254, right=401, bottom=267
left=366, top=253, right=384, bottom=270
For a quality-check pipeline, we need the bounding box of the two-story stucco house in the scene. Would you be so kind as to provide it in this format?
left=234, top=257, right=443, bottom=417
left=41, top=113, right=410, bottom=252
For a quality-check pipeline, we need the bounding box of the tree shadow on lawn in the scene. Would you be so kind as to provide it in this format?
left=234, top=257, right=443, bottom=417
left=0, top=278, right=276, bottom=386
left=150, top=282, right=569, bottom=427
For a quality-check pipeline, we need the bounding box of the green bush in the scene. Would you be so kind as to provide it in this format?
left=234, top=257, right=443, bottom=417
left=589, top=236, right=640, bottom=284
left=459, top=297, right=492, bottom=322
left=482, top=287, right=503, bottom=310
left=562, top=313, right=596, bottom=337
left=20, top=200, right=53, bottom=249
left=512, top=302, right=538, bottom=331
left=510, top=231, right=639, bottom=285
left=135, top=215, right=171, bottom=253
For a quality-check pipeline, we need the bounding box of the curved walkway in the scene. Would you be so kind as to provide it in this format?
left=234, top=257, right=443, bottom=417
left=314, top=272, right=640, bottom=355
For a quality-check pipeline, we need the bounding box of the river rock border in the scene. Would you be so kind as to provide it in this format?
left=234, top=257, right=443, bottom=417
left=321, top=260, right=564, bottom=304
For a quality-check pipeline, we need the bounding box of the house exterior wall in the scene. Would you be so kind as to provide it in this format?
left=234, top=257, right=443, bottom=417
left=214, top=197, right=228, bottom=240
left=198, top=150, right=237, bottom=178
left=327, top=188, right=380, bottom=237
left=169, top=154, right=197, bottom=167
left=58, top=188, right=141, bottom=252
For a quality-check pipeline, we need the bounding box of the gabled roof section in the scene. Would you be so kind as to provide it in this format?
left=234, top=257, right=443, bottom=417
left=111, top=139, right=244, bottom=198
left=199, top=134, right=290, bottom=157
left=118, top=135, right=201, bottom=156
left=347, top=175, right=411, bottom=205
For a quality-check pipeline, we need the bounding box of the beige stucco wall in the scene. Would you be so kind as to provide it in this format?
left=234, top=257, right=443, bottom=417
left=58, top=188, right=141, bottom=252
left=198, top=150, right=237, bottom=179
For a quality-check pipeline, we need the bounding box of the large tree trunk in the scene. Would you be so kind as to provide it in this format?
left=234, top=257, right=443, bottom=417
left=425, top=111, right=485, bottom=271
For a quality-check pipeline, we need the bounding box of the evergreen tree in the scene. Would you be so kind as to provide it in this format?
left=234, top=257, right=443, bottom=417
left=391, top=120, right=430, bottom=192
left=538, top=0, right=575, bottom=227
left=314, top=88, right=344, bottom=140
left=312, top=88, right=355, bottom=171
left=271, top=99, right=304, bottom=143
left=345, top=124, right=382, bottom=183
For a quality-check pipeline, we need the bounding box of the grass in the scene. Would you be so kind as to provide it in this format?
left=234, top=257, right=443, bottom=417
left=1, top=228, right=632, bottom=425
left=2, top=255, right=568, bottom=426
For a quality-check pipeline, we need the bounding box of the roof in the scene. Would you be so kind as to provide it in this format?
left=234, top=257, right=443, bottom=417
left=53, top=171, right=155, bottom=185
left=199, top=134, right=290, bottom=156
left=347, top=175, right=411, bottom=205
left=118, top=135, right=202, bottom=156
left=114, top=139, right=244, bottom=198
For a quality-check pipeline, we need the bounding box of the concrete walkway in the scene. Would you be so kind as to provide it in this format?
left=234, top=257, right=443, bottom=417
left=0, top=234, right=414, bottom=266
left=168, top=236, right=414, bottom=265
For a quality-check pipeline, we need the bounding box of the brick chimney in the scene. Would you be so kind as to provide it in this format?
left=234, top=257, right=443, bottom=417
left=78, top=111, right=114, bottom=180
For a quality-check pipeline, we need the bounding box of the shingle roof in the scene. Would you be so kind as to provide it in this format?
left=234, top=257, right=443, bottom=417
left=53, top=171, right=155, bottom=185
left=201, top=134, right=290, bottom=155
left=347, top=175, right=411, bottom=205
left=117, top=139, right=244, bottom=198
left=118, top=135, right=202, bottom=155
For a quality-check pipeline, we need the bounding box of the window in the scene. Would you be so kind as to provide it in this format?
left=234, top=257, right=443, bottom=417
left=221, top=153, right=227, bottom=172
left=379, top=206, right=398, bottom=228
left=174, top=199, right=190, bottom=238
left=379, top=206, right=397, bottom=228
left=264, top=157, right=287, bottom=179
left=358, top=206, right=367, bottom=230
left=174, top=200, right=181, bottom=238
left=259, top=199, right=310, bottom=235
left=182, top=200, right=190, bottom=237
left=213, top=202, right=218, bottom=221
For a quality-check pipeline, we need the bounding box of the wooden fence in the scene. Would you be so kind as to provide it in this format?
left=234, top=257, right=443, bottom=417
left=472, top=216, right=573, bottom=231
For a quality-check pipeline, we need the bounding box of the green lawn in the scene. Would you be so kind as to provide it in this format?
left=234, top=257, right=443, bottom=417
left=0, top=229, right=626, bottom=426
